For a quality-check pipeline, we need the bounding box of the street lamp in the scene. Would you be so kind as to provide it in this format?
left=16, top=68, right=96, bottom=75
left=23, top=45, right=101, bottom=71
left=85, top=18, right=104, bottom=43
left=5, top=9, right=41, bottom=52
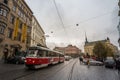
left=45, top=35, right=50, bottom=38
left=76, top=24, right=79, bottom=26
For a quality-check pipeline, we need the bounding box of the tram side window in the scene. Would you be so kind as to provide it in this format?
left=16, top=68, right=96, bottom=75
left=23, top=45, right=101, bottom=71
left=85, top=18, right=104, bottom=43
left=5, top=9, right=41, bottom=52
left=59, top=54, right=61, bottom=57
left=60, top=54, right=64, bottom=57
left=37, top=50, right=46, bottom=57
left=52, top=52, right=56, bottom=57
left=54, top=52, right=57, bottom=57
left=49, top=51, right=52, bottom=57
left=55, top=53, right=59, bottom=57
left=62, top=55, right=64, bottom=57
left=46, top=51, right=49, bottom=57
left=49, top=52, right=54, bottom=57
left=27, top=50, right=38, bottom=57
left=53, top=52, right=59, bottom=57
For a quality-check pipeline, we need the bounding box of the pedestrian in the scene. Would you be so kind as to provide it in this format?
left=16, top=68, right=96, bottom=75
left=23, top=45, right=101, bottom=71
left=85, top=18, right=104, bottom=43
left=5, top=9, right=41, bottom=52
left=115, top=57, right=120, bottom=74
left=87, top=59, right=90, bottom=68
left=3, top=47, right=9, bottom=63
left=79, top=57, right=83, bottom=64
left=116, top=58, right=120, bottom=74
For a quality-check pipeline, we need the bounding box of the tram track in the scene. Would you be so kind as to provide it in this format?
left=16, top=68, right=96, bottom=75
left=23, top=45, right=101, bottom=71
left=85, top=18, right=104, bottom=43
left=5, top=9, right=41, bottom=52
left=0, top=67, right=35, bottom=80
left=67, top=59, right=78, bottom=80
left=13, top=71, right=35, bottom=80
left=12, top=59, right=76, bottom=80
left=42, top=59, right=77, bottom=80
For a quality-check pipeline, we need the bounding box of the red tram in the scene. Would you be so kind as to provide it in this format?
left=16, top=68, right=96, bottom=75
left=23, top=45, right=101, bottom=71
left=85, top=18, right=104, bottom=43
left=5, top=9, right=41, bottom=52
left=25, top=46, right=64, bottom=69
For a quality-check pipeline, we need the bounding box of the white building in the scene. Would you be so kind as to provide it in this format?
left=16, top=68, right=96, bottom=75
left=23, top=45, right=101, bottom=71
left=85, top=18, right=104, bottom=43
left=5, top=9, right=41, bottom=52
left=31, top=16, right=46, bottom=47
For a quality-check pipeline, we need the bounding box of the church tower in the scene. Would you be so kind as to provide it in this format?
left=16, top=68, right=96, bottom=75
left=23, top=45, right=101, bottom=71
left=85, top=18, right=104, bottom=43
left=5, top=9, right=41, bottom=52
left=85, top=32, right=88, bottom=44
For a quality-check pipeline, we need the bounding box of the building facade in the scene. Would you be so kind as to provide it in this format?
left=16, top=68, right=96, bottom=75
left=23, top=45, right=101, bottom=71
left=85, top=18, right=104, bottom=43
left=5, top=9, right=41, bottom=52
left=54, top=47, right=65, bottom=54
left=0, top=0, right=33, bottom=58
left=31, top=16, right=46, bottom=47
left=84, top=38, right=118, bottom=56
left=54, top=45, right=81, bottom=58
left=65, top=45, right=81, bottom=57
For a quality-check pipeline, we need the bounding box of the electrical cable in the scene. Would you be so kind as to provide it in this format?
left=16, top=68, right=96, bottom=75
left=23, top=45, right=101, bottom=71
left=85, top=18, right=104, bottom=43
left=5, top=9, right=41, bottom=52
left=53, top=0, right=71, bottom=43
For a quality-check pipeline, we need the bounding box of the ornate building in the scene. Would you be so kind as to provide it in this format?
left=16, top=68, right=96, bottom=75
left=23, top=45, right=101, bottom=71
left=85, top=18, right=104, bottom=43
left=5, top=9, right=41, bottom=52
left=84, top=37, right=118, bottom=56
left=54, top=47, right=65, bottom=54
left=0, top=0, right=33, bottom=58
left=54, top=45, right=81, bottom=58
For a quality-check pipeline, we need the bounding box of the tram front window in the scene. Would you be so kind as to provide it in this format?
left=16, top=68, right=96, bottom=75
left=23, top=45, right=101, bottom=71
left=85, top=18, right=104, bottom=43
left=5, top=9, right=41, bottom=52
left=27, top=50, right=38, bottom=57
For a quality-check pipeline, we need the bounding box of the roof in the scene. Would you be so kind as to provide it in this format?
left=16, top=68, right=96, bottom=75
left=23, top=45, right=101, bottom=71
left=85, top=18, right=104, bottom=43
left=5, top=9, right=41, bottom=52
left=32, top=16, right=45, bottom=34
left=23, top=0, right=33, bottom=14
left=85, top=40, right=108, bottom=46
left=29, top=46, right=64, bottom=55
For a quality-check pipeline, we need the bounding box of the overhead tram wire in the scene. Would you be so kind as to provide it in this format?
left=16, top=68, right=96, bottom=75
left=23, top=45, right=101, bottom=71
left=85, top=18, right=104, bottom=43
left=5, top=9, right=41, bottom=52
left=53, top=0, right=71, bottom=43
left=52, top=9, right=117, bottom=29
left=45, top=8, right=117, bottom=32
left=65, top=9, right=118, bottom=28
left=51, top=0, right=118, bottom=44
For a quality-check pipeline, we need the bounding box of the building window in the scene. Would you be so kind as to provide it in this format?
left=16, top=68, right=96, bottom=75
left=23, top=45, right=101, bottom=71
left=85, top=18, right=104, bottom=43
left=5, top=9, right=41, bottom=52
left=0, top=8, right=7, bottom=17
left=17, top=32, right=21, bottom=41
left=10, top=15, right=15, bottom=24
left=0, top=25, right=5, bottom=34
left=19, top=3, right=22, bottom=7
left=21, top=5, right=24, bottom=10
left=12, top=5, right=16, bottom=12
left=27, top=27, right=31, bottom=32
left=4, top=0, right=8, bottom=5
left=0, top=8, right=3, bottom=15
left=20, top=12, right=23, bottom=18
left=3, top=10, right=7, bottom=17
left=18, top=10, right=21, bottom=16
left=19, top=22, right=22, bottom=29
left=7, top=28, right=13, bottom=39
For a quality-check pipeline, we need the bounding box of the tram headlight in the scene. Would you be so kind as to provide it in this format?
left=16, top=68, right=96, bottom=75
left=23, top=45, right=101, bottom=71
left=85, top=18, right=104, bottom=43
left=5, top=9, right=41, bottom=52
left=25, top=60, right=26, bottom=62
left=32, top=60, right=35, bottom=63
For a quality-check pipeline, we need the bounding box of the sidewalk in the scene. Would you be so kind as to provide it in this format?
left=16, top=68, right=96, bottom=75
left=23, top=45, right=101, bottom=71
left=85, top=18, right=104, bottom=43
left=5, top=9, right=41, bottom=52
left=0, top=59, right=25, bottom=74
left=0, top=58, right=4, bottom=64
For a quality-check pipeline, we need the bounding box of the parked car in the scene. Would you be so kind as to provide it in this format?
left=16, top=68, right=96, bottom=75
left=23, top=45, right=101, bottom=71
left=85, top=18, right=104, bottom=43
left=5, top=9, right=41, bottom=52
left=104, top=59, right=116, bottom=68
left=65, top=56, right=71, bottom=61
left=7, top=51, right=26, bottom=64
left=89, top=59, right=103, bottom=66
left=83, top=58, right=88, bottom=64
left=96, top=57, right=104, bottom=62
left=83, top=58, right=103, bottom=66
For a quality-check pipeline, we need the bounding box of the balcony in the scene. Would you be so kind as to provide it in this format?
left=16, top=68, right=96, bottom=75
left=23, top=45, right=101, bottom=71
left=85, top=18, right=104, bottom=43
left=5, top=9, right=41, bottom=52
left=0, top=33, right=5, bottom=43
left=0, top=2, right=10, bottom=24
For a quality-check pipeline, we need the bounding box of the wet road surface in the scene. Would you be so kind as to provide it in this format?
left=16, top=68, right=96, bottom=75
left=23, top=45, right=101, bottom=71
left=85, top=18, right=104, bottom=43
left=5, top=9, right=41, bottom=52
left=0, top=59, right=120, bottom=80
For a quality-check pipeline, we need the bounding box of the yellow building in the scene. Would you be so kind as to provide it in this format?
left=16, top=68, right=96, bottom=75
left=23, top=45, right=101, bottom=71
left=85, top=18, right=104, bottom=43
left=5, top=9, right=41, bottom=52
left=84, top=37, right=118, bottom=56
left=0, top=0, right=33, bottom=58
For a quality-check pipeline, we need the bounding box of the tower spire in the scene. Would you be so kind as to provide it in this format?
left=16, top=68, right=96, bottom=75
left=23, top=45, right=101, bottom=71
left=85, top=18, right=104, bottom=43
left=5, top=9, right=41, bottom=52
left=85, top=31, right=88, bottom=44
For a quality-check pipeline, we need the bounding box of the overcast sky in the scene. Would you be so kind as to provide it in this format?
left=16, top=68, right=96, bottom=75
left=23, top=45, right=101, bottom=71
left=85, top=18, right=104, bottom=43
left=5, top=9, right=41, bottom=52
left=26, top=0, right=119, bottom=52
